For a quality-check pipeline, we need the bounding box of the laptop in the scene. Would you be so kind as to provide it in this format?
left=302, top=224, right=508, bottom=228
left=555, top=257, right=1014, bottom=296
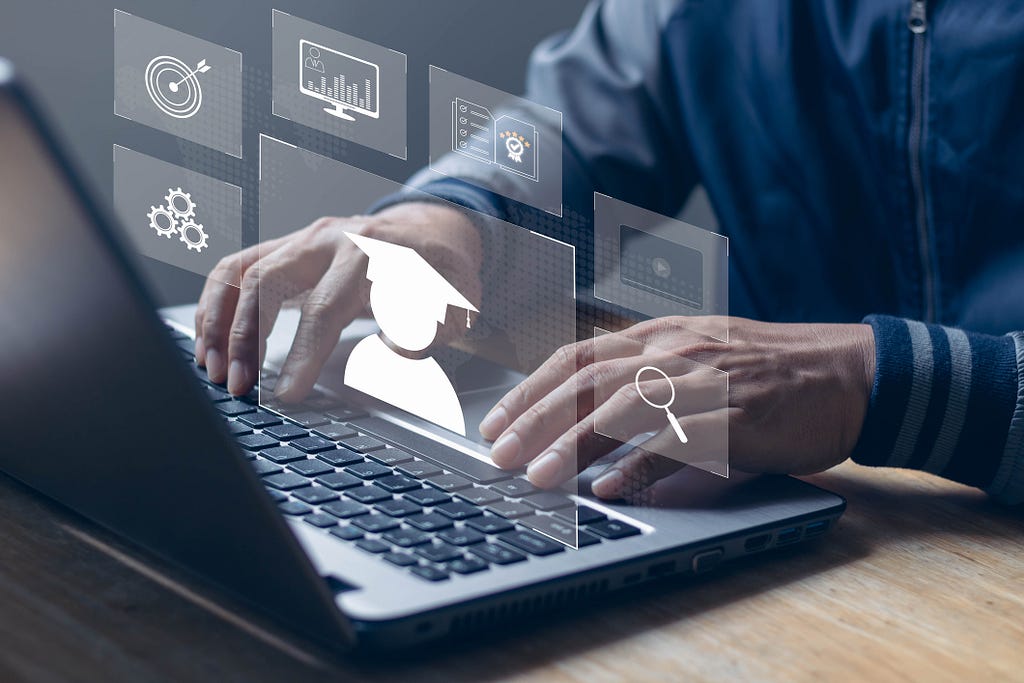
left=0, top=62, right=845, bottom=651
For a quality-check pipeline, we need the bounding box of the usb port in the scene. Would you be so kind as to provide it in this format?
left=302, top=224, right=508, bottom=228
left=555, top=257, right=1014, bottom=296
left=744, top=533, right=771, bottom=552
left=805, top=520, right=829, bottom=538
left=776, top=527, right=801, bottom=545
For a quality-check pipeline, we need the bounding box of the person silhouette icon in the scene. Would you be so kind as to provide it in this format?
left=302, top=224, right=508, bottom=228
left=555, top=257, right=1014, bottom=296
left=343, top=232, right=478, bottom=436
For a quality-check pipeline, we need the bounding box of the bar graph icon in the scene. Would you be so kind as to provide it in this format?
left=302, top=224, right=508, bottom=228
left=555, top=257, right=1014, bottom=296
left=299, top=39, right=380, bottom=121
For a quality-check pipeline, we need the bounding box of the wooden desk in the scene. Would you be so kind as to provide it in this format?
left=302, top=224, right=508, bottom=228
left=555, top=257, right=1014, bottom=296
left=0, top=461, right=1019, bottom=682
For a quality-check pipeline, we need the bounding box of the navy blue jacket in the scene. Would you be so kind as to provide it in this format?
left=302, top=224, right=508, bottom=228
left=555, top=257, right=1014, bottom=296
left=406, top=0, right=1024, bottom=502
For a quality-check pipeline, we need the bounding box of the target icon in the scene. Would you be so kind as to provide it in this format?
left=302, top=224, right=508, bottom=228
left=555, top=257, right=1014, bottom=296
left=144, top=55, right=211, bottom=120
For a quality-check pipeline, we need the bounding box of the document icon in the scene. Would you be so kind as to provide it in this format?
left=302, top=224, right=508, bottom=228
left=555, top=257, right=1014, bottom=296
left=451, top=98, right=539, bottom=181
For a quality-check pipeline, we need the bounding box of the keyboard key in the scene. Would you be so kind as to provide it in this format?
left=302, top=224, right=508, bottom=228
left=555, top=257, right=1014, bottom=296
left=313, top=423, right=359, bottom=441
left=519, top=515, right=602, bottom=547
left=345, top=461, right=392, bottom=480
left=435, top=501, right=483, bottom=520
left=285, top=412, right=330, bottom=428
left=303, top=513, right=337, bottom=528
left=251, top=459, right=282, bottom=477
left=265, top=489, right=287, bottom=502
left=403, top=488, right=452, bottom=507
left=262, top=423, right=309, bottom=441
left=235, top=433, right=280, bottom=451
left=396, top=459, right=444, bottom=479
left=329, top=525, right=364, bottom=541
left=438, top=527, right=486, bottom=546
left=414, top=542, right=462, bottom=563
left=497, top=530, right=564, bottom=556
left=215, top=400, right=257, bottom=417
left=554, top=505, right=607, bottom=526
left=383, top=551, right=418, bottom=567
left=351, top=514, right=401, bottom=533
left=317, top=448, right=364, bottom=467
left=447, top=556, right=488, bottom=575
left=205, top=384, right=232, bottom=402
left=426, top=473, right=473, bottom=493
left=522, top=491, right=575, bottom=511
left=225, top=420, right=253, bottom=436
left=278, top=501, right=311, bottom=516
left=382, top=528, right=432, bottom=548
left=368, top=448, right=414, bottom=466
left=356, top=539, right=390, bottom=554
left=588, top=519, right=642, bottom=540
left=292, top=486, right=339, bottom=505
left=490, top=478, right=539, bottom=498
left=291, top=436, right=337, bottom=454
left=375, top=474, right=421, bottom=493
left=288, top=459, right=335, bottom=478
left=456, top=487, right=503, bottom=506
left=261, top=446, right=308, bottom=464
left=316, top=471, right=363, bottom=490
left=344, top=485, right=393, bottom=504
left=469, top=543, right=527, bottom=565
left=465, top=516, right=515, bottom=535
left=351, top=417, right=512, bottom=484
left=339, top=435, right=388, bottom=453
left=486, top=500, right=535, bottom=519
left=406, top=513, right=454, bottom=532
left=237, top=410, right=283, bottom=429
left=375, top=498, right=422, bottom=518
left=263, top=472, right=310, bottom=491
left=410, top=565, right=450, bottom=582
left=321, top=500, right=369, bottom=519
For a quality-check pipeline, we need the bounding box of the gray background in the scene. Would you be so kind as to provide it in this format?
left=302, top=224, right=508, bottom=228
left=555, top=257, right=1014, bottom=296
left=272, top=10, right=407, bottom=159
left=1, top=0, right=590, bottom=307
left=114, top=10, right=243, bottom=157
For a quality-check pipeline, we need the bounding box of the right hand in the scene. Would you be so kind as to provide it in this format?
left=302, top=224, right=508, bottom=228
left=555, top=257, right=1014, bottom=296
left=194, top=202, right=482, bottom=402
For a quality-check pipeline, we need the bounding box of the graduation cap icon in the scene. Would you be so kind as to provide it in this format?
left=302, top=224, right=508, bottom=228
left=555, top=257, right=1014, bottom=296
left=342, top=232, right=478, bottom=435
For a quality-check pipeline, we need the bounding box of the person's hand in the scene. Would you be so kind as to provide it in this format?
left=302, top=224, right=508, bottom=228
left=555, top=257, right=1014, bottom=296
left=194, top=202, right=482, bottom=401
left=478, top=316, right=875, bottom=500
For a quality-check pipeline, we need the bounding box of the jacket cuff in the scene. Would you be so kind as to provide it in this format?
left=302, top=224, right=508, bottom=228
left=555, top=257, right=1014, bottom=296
left=851, top=315, right=1020, bottom=495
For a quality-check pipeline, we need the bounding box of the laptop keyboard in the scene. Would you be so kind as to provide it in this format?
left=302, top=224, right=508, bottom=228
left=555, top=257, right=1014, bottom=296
left=168, top=325, right=641, bottom=582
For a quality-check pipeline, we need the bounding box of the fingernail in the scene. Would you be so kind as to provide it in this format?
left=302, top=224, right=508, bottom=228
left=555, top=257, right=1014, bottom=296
left=526, top=451, right=563, bottom=487
left=228, top=360, right=249, bottom=396
left=206, top=348, right=224, bottom=382
left=274, top=374, right=293, bottom=399
left=489, top=431, right=521, bottom=468
left=194, top=336, right=206, bottom=365
left=479, top=405, right=508, bottom=439
left=592, top=469, right=624, bottom=499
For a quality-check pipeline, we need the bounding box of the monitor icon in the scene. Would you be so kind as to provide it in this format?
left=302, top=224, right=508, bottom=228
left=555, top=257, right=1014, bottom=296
left=299, top=39, right=380, bottom=121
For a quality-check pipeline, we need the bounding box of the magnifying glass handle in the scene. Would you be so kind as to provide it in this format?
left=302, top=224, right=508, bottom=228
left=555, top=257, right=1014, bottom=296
left=665, top=409, right=688, bottom=444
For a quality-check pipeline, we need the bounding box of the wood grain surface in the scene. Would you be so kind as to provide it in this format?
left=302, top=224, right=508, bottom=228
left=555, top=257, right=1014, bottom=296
left=0, top=460, right=1019, bottom=683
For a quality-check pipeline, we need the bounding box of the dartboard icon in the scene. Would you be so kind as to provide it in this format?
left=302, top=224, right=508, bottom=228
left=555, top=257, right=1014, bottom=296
left=144, top=55, right=211, bottom=120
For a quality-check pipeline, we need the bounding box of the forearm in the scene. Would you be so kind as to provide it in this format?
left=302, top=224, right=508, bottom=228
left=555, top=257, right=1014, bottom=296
left=852, top=315, right=1024, bottom=504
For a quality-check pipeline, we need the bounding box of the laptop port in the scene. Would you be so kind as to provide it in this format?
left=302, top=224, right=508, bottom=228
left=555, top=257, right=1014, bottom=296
left=647, top=560, right=675, bottom=578
left=744, top=533, right=771, bottom=552
left=776, top=527, right=801, bottom=545
left=805, top=520, right=829, bottom=537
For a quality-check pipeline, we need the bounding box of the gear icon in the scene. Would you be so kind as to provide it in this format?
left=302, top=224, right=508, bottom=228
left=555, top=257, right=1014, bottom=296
left=164, top=187, right=196, bottom=221
left=178, top=220, right=209, bottom=252
left=147, top=205, right=178, bottom=238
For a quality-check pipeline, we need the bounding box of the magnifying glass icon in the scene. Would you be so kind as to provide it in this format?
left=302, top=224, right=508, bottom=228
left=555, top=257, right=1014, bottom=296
left=634, top=366, right=688, bottom=444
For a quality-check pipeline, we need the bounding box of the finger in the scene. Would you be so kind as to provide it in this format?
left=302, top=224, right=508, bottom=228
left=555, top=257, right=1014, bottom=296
left=273, top=253, right=367, bottom=402
left=591, top=409, right=731, bottom=502
left=225, top=242, right=331, bottom=396
left=479, top=333, right=643, bottom=441
left=522, top=372, right=724, bottom=488
left=196, top=239, right=284, bottom=375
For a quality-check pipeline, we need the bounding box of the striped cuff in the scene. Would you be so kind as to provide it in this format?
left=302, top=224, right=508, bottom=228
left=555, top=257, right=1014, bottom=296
left=851, top=316, right=1021, bottom=497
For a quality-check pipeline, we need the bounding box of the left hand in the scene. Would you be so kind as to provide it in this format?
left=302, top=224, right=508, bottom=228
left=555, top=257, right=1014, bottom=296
left=478, top=316, right=876, bottom=500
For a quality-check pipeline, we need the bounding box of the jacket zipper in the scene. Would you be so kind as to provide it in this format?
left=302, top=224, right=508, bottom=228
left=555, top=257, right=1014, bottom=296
left=907, top=0, right=935, bottom=322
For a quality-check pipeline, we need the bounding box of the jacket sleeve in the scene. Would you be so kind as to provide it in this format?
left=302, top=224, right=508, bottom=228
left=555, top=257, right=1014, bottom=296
left=852, top=315, right=1024, bottom=505
left=386, top=0, right=698, bottom=220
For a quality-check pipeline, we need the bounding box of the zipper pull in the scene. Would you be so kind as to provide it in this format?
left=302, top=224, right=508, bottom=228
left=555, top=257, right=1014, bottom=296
left=908, top=0, right=927, bottom=34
